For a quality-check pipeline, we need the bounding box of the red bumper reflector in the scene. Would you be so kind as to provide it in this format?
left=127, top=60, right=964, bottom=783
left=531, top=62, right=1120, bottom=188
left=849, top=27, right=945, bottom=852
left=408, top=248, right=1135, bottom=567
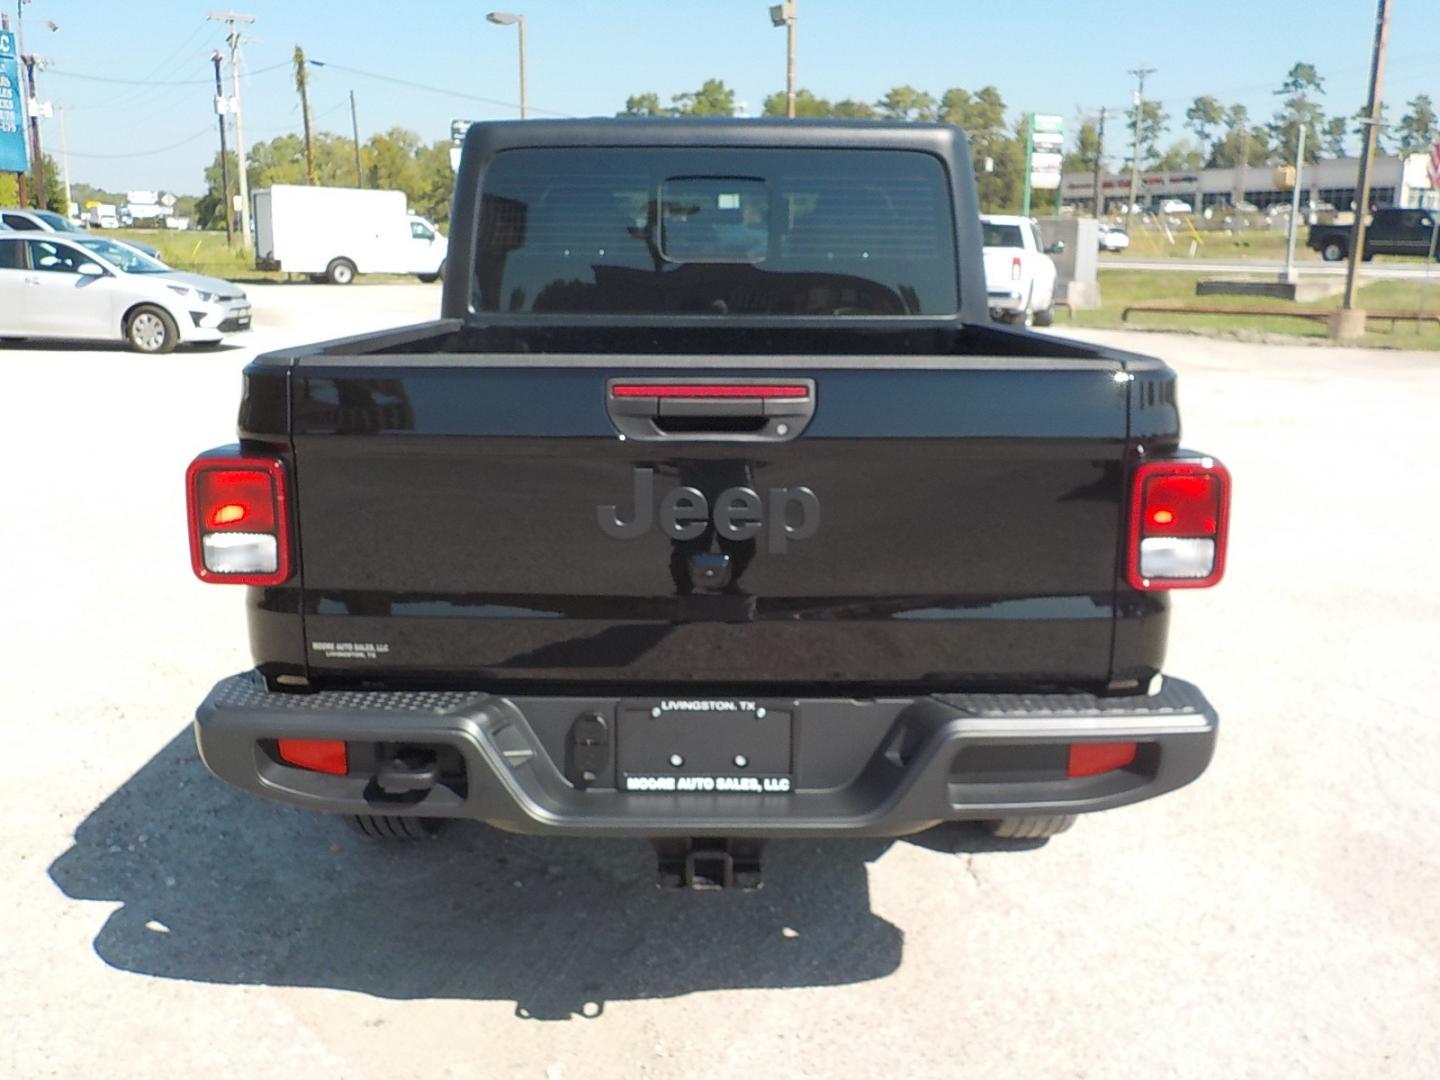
left=610, top=383, right=809, bottom=399
left=276, top=738, right=348, bottom=776
left=1067, top=741, right=1137, bottom=778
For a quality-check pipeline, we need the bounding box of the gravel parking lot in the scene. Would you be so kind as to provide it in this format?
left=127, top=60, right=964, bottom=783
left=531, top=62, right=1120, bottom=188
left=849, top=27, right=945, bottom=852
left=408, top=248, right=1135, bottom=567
left=4, top=284, right=1437, bottom=1078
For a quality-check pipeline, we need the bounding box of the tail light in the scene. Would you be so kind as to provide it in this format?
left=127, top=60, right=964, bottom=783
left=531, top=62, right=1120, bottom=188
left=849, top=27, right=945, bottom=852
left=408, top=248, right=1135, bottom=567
left=1068, top=742, right=1137, bottom=777
left=1010, top=255, right=1022, bottom=281
left=1127, top=458, right=1230, bottom=589
left=186, top=452, right=292, bottom=585
left=276, top=738, right=347, bottom=775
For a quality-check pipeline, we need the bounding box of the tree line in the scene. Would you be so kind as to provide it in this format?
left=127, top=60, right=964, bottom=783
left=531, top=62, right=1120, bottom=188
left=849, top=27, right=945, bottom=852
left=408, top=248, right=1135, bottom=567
left=621, top=65, right=1440, bottom=212
left=192, top=127, right=455, bottom=231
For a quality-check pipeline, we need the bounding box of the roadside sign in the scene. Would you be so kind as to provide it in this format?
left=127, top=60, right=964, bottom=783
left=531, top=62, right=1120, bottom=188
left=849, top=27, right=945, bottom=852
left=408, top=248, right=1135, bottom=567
left=450, top=118, right=475, bottom=173
left=0, top=30, right=30, bottom=174
left=1029, top=113, right=1064, bottom=192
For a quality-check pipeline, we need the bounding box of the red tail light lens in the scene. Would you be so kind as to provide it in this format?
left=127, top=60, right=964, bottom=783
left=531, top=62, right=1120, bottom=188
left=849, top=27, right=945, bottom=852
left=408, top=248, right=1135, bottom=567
left=276, top=738, right=348, bottom=775
left=1127, top=458, right=1230, bottom=590
left=1010, top=255, right=1022, bottom=281
left=186, top=453, right=291, bottom=585
left=1068, top=742, right=1138, bottom=777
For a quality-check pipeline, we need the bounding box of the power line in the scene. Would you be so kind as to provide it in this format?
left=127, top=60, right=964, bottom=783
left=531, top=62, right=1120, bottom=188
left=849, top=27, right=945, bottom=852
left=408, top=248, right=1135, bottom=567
left=64, top=125, right=218, bottom=159
left=310, top=60, right=571, bottom=117
left=44, top=60, right=288, bottom=87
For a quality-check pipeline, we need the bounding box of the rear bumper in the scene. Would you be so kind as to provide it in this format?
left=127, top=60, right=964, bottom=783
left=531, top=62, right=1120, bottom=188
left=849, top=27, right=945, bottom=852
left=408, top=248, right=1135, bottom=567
left=194, top=673, right=1217, bottom=838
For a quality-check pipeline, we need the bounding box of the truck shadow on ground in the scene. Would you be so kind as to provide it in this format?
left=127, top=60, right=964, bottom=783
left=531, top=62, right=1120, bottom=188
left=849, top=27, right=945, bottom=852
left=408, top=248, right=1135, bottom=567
left=48, top=730, right=1040, bottom=1020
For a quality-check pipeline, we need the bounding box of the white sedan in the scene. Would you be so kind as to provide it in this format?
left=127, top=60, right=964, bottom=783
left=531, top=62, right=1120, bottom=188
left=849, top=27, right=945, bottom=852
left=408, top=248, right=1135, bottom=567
left=1098, top=224, right=1131, bottom=252
left=0, top=233, right=250, bottom=353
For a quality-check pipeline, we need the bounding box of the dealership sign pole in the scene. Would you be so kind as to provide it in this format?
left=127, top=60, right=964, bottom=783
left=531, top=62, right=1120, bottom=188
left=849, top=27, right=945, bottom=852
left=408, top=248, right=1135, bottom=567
left=0, top=29, right=30, bottom=180
left=1023, top=113, right=1064, bottom=218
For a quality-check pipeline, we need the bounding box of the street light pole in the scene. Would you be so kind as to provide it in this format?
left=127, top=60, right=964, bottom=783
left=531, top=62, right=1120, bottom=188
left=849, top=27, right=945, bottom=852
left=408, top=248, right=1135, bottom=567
left=769, top=1, right=797, bottom=117
left=208, top=10, right=256, bottom=251
left=486, top=11, right=526, bottom=119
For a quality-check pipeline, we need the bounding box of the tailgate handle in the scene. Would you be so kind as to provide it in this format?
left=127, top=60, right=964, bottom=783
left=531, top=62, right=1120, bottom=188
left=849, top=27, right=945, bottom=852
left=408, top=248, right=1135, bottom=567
left=606, top=379, right=815, bottom=441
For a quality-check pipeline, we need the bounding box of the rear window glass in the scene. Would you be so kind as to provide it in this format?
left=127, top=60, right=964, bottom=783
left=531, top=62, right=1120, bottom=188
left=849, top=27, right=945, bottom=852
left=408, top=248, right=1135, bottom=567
left=981, top=222, right=1024, bottom=248
left=473, top=147, right=957, bottom=316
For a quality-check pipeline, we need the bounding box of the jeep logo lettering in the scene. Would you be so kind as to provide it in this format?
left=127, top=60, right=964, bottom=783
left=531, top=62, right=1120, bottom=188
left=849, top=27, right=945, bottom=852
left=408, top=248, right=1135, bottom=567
left=598, top=468, right=819, bottom=554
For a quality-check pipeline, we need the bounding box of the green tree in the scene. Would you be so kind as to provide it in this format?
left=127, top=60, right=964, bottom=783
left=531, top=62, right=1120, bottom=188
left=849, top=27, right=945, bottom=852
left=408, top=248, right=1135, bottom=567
left=761, top=88, right=833, bottom=117
left=1154, top=140, right=1204, bottom=172
left=618, top=92, right=669, bottom=117
left=876, top=85, right=936, bottom=122
left=42, top=154, right=66, bottom=214
left=1209, top=106, right=1269, bottom=168
left=1124, top=99, right=1168, bottom=166
left=937, top=85, right=1017, bottom=211
left=1398, top=94, right=1439, bottom=152
left=362, top=127, right=423, bottom=194
left=1270, top=62, right=1325, bottom=163
left=195, top=149, right=240, bottom=230
left=831, top=98, right=877, bottom=120
left=1184, top=95, right=1225, bottom=158
left=1320, top=115, right=1349, bottom=158
left=671, top=78, right=736, bottom=117
left=1062, top=119, right=1102, bottom=175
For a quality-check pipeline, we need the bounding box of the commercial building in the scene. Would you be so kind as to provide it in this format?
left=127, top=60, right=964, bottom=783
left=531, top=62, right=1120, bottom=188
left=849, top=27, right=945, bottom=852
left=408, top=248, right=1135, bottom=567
left=1061, top=153, right=1437, bottom=214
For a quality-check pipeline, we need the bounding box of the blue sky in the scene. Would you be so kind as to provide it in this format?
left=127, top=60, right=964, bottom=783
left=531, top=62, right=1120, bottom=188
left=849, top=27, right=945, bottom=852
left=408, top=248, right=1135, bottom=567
left=16, top=0, right=1438, bottom=195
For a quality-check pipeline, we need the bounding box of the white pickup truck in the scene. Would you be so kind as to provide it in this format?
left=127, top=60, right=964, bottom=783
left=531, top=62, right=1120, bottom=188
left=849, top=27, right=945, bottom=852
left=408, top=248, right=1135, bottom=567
left=980, top=214, right=1061, bottom=327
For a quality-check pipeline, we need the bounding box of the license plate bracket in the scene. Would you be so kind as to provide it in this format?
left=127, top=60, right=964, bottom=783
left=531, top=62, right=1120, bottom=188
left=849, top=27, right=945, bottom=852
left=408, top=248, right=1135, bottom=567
left=618, top=699, right=793, bottom=794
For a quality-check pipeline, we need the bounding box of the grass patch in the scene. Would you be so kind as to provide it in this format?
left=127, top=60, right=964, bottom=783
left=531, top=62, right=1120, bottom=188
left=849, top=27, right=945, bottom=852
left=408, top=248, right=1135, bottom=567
left=1066, top=270, right=1440, bottom=349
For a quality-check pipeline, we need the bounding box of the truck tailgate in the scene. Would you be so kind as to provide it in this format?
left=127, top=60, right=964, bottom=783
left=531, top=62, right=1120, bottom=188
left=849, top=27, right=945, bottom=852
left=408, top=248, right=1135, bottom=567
left=289, top=355, right=1128, bottom=690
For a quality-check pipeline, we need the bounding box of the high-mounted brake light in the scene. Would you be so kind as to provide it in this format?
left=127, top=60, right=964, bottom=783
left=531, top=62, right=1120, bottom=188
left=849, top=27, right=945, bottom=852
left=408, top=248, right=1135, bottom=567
left=610, top=383, right=809, bottom=400
left=186, top=453, right=292, bottom=585
left=1127, top=458, right=1230, bottom=590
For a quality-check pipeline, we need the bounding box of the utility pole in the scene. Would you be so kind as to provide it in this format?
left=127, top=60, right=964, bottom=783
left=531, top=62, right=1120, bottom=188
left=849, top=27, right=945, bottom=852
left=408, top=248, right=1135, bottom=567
left=211, top=49, right=234, bottom=247
left=1282, top=123, right=1307, bottom=283
left=293, top=44, right=315, bottom=184
left=349, top=90, right=362, bottom=187
left=22, top=53, right=44, bottom=208
left=209, top=10, right=255, bottom=251
left=1125, top=65, right=1155, bottom=237
left=56, top=101, right=69, bottom=214
left=1340, top=0, right=1390, bottom=330
left=1092, top=106, right=1106, bottom=218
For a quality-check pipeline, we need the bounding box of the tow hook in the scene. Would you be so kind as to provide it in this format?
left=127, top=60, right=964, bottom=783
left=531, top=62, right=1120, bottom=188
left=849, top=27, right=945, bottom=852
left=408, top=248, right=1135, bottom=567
left=375, top=751, right=440, bottom=795
left=653, top=837, right=765, bottom=890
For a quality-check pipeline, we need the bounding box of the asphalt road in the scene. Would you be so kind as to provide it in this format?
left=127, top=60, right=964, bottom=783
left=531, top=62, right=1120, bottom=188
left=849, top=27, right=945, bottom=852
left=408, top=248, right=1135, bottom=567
left=1102, top=256, right=1440, bottom=280
left=4, top=284, right=1437, bottom=1079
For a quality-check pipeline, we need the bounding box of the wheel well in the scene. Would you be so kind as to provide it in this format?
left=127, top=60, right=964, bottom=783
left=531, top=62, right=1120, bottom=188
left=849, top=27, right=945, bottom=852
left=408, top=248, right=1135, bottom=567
left=122, top=301, right=176, bottom=336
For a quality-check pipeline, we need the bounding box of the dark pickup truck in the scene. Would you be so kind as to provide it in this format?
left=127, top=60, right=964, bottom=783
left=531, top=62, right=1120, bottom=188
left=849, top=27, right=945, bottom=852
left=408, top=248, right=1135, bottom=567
left=1308, top=206, right=1440, bottom=261
left=188, top=120, right=1229, bottom=887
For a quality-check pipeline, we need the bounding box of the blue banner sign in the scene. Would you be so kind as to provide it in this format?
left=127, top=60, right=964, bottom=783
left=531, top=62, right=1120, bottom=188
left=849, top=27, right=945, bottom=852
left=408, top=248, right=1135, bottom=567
left=0, top=30, right=28, bottom=173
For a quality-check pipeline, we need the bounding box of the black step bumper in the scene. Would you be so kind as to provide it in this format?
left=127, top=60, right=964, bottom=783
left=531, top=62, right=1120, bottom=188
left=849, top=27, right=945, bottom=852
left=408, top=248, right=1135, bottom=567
left=194, top=673, right=1218, bottom=838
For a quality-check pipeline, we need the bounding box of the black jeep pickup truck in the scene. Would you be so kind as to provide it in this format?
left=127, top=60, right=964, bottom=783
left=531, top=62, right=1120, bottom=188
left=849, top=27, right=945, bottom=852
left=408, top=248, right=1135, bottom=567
left=1307, top=205, right=1440, bottom=261
left=188, top=120, right=1229, bottom=887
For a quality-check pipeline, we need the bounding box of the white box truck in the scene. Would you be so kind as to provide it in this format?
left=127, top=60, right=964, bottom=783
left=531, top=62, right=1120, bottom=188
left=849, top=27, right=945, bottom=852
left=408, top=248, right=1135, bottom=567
left=252, top=185, right=448, bottom=284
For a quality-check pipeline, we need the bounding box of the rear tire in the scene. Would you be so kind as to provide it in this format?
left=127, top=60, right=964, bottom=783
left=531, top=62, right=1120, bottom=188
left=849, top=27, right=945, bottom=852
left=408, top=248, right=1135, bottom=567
left=981, top=815, right=1076, bottom=839
left=1321, top=240, right=1346, bottom=262
left=125, top=304, right=178, bottom=354
left=1033, top=300, right=1056, bottom=327
left=326, top=258, right=357, bottom=285
left=418, top=260, right=445, bottom=284
left=352, top=814, right=443, bottom=840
